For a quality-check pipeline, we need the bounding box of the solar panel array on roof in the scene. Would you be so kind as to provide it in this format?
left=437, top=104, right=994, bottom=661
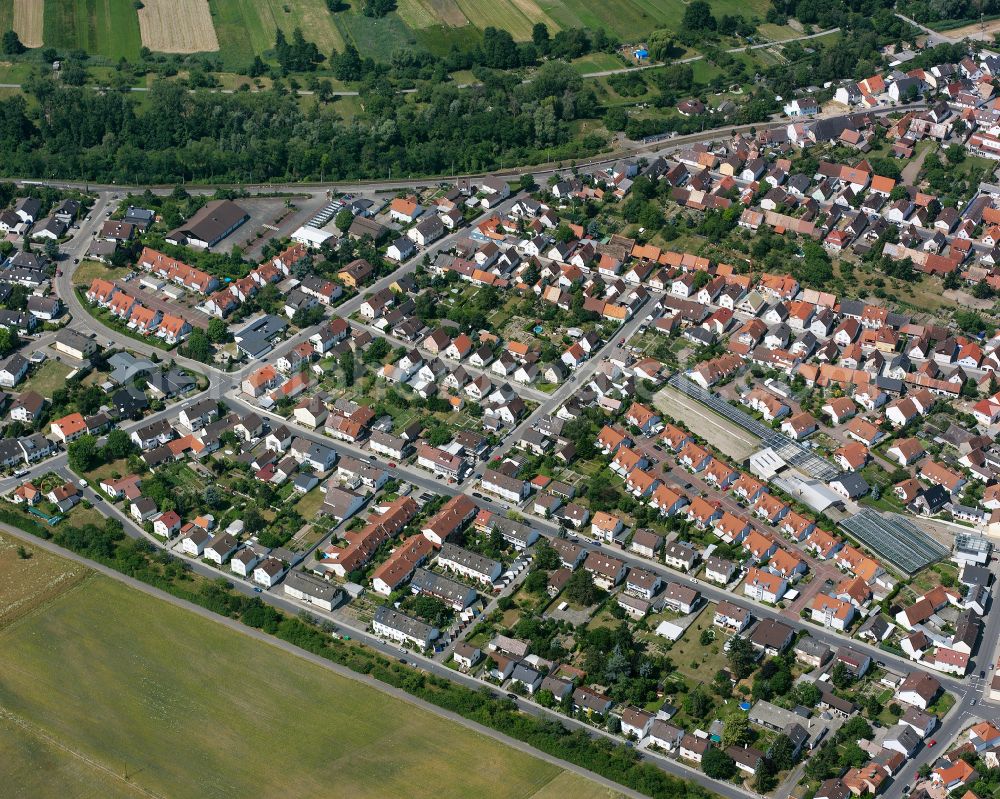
left=840, top=510, right=948, bottom=576
left=668, top=375, right=839, bottom=481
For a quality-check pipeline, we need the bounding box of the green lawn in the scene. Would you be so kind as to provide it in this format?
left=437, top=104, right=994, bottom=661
left=293, top=485, right=327, bottom=518
left=21, top=359, right=71, bottom=399
left=0, top=574, right=602, bottom=799
left=71, top=259, right=128, bottom=288
left=571, top=52, right=628, bottom=74
left=43, top=0, right=143, bottom=60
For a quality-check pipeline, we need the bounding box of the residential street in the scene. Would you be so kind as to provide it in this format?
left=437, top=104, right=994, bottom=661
left=1, top=89, right=990, bottom=799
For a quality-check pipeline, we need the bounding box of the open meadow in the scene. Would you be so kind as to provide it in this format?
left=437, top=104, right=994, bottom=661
left=0, top=570, right=617, bottom=799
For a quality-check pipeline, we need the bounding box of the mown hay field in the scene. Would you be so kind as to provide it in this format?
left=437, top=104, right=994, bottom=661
left=137, top=0, right=219, bottom=53
left=13, top=0, right=43, bottom=48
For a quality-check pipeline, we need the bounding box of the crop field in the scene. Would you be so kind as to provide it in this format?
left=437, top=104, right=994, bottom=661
left=0, top=532, right=86, bottom=629
left=0, top=711, right=146, bottom=799
left=26, top=0, right=778, bottom=63
left=137, top=0, right=219, bottom=53
left=209, top=0, right=344, bottom=67
left=0, top=574, right=612, bottom=799
left=537, top=0, right=770, bottom=39
left=13, top=0, right=43, bottom=48
left=42, top=0, right=142, bottom=59
left=0, top=1, right=11, bottom=33
left=530, top=772, right=627, bottom=799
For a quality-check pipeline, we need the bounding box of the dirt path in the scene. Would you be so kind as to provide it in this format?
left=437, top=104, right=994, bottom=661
left=901, top=143, right=934, bottom=185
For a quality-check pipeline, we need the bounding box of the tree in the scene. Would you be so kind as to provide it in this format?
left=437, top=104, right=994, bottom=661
left=535, top=688, right=555, bottom=708
left=563, top=568, right=601, bottom=606
left=727, top=635, right=756, bottom=680
left=363, top=0, right=396, bottom=17
left=830, top=660, right=852, bottom=689
left=712, top=669, right=733, bottom=698
left=523, top=569, right=548, bottom=594
left=182, top=328, right=211, bottom=363
left=754, top=757, right=777, bottom=793
left=339, top=350, right=355, bottom=387
left=682, top=0, right=716, bottom=31
left=103, top=429, right=135, bottom=460
left=793, top=681, right=821, bottom=708
left=1, top=31, right=25, bottom=55
left=722, top=713, right=753, bottom=748
left=701, top=747, right=735, bottom=779
left=335, top=207, right=354, bottom=232
left=532, top=539, right=560, bottom=570
left=68, top=434, right=101, bottom=472
left=768, top=734, right=797, bottom=770
left=243, top=507, right=264, bottom=534
left=685, top=687, right=711, bottom=718
left=532, top=23, right=550, bottom=53
left=206, top=318, right=230, bottom=343
left=840, top=741, right=868, bottom=769
left=840, top=716, right=873, bottom=741
left=0, top=326, right=17, bottom=357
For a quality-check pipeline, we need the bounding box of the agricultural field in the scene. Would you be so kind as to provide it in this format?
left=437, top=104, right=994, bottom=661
left=529, top=772, right=627, bottom=799
left=24, top=0, right=783, bottom=66
left=0, top=573, right=611, bottom=799
left=0, top=712, right=147, bottom=799
left=13, top=0, right=42, bottom=48
left=209, top=0, right=345, bottom=67
left=0, top=532, right=87, bottom=630
left=537, top=0, right=771, bottom=40
left=137, top=0, right=219, bottom=53
left=42, top=0, right=142, bottom=60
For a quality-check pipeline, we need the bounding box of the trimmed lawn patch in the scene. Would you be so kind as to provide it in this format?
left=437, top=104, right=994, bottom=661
left=22, top=359, right=71, bottom=398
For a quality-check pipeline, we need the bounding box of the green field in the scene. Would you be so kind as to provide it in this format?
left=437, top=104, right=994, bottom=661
left=537, top=0, right=771, bottom=39
left=0, top=573, right=617, bottom=799
left=209, top=0, right=345, bottom=66
left=0, top=1, right=11, bottom=34
left=28, top=0, right=778, bottom=67
left=42, top=0, right=142, bottom=60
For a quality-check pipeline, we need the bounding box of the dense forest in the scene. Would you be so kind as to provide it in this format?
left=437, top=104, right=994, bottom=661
left=894, top=0, right=1000, bottom=24
left=0, top=66, right=600, bottom=183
